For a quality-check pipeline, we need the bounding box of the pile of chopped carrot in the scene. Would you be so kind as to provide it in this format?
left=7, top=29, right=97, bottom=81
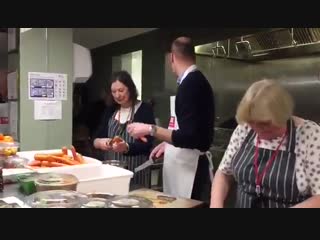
left=27, top=146, right=86, bottom=169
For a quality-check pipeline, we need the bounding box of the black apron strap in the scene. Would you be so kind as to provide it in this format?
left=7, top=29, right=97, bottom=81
left=243, top=128, right=255, bottom=145
left=285, top=118, right=296, bottom=154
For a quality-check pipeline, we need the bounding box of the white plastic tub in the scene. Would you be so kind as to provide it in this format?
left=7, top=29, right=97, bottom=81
left=50, top=164, right=134, bottom=195
left=16, top=149, right=102, bottom=173
left=3, top=150, right=103, bottom=178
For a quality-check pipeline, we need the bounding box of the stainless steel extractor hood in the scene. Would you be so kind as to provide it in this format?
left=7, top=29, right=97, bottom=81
left=195, top=28, right=320, bottom=61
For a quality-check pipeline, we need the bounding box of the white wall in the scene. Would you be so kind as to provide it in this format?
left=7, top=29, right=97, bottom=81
left=131, top=51, right=142, bottom=100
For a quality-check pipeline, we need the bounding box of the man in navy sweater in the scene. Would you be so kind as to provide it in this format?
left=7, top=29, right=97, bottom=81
left=128, top=37, right=215, bottom=202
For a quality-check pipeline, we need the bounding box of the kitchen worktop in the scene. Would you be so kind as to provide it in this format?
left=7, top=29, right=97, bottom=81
left=1, top=186, right=207, bottom=208
left=0, top=183, right=26, bottom=200
left=129, top=188, right=206, bottom=208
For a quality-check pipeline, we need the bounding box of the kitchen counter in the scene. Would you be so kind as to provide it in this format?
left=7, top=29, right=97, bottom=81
left=0, top=183, right=26, bottom=201
left=129, top=188, right=206, bottom=208
left=0, top=185, right=207, bottom=208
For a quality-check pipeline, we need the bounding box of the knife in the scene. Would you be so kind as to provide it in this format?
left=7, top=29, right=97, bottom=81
left=134, top=157, right=155, bottom=173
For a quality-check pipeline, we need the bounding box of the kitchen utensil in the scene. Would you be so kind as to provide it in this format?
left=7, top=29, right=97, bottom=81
left=134, top=157, right=154, bottom=173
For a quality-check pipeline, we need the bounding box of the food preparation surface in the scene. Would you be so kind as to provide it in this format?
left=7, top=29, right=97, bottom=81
left=0, top=183, right=25, bottom=200
left=129, top=188, right=205, bottom=208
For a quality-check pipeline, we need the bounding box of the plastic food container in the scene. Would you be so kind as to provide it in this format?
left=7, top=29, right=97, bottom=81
left=26, top=190, right=89, bottom=208
left=3, top=156, right=29, bottom=169
left=86, top=192, right=117, bottom=200
left=82, top=198, right=107, bottom=208
left=52, top=165, right=133, bottom=195
left=103, top=160, right=128, bottom=169
left=82, top=192, right=117, bottom=208
left=34, top=173, right=79, bottom=192
left=17, top=150, right=103, bottom=173
left=106, top=195, right=153, bottom=208
left=0, top=142, right=19, bottom=157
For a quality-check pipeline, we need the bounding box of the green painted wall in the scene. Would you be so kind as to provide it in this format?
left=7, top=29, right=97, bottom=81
left=19, top=28, right=73, bottom=151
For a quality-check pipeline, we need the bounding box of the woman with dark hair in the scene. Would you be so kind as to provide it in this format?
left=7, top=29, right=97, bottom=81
left=93, top=71, right=155, bottom=187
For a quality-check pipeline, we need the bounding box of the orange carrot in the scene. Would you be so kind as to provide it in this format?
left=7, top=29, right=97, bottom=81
left=77, top=154, right=85, bottom=164
left=45, top=152, right=64, bottom=157
left=41, top=161, right=51, bottom=167
left=51, top=155, right=78, bottom=165
left=50, top=162, right=68, bottom=167
left=63, top=155, right=73, bottom=160
left=34, top=154, right=50, bottom=161
left=62, top=147, right=68, bottom=155
left=28, top=160, right=41, bottom=166
left=70, top=146, right=79, bottom=162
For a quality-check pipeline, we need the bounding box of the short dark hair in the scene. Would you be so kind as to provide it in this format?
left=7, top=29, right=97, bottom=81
left=171, top=37, right=195, bottom=61
left=108, top=70, right=138, bottom=107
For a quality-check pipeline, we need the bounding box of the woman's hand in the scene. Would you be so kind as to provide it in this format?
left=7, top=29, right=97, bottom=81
left=93, top=138, right=113, bottom=151
left=112, top=141, right=129, bottom=153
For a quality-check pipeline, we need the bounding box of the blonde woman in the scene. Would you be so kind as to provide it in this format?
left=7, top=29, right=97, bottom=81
left=210, top=79, right=320, bottom=208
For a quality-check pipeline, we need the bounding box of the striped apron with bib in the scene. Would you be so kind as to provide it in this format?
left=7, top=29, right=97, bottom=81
left=232, top=119, right=309, bottom=208
left=104, top=110, right=150, bottom=188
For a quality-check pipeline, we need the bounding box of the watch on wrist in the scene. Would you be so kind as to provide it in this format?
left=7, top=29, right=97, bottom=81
left=149, top=125, right=157, bottom=136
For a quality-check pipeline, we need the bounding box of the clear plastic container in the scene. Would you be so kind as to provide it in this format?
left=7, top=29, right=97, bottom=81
left=103, top=160, right=128, bottom=169
left=34, top=173, right=79, bottom=192
left=26, top=190, right=89, bottom=208
left=106, top=195, right=154, bottom=208
left=0, top=142, right=19, bottom=157
left=3, top=156, right=28, bottom=169
left=82, top=198, right=107, bottom=208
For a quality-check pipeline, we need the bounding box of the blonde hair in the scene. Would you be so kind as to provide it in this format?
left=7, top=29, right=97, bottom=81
left=236, top=79, right=294, bottom=127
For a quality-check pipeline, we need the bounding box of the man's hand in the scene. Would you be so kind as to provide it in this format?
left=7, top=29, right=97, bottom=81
left=150, top=142, right=167, bottom=159
left=112, top=141, right=129, bottom=153
left=127, top=123, right=151, bottom=139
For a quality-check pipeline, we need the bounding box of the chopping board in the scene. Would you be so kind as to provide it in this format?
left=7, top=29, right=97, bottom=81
left=129, top=188, right=205, bottom=208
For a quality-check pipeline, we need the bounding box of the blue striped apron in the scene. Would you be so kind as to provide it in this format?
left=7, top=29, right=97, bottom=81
left=232, top=119, right=309, bottom=208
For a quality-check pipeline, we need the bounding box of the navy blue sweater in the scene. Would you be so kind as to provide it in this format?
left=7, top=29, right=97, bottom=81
left=172, top=71, right=215, bottom=152
left=93, top=102, right=156, bottom=156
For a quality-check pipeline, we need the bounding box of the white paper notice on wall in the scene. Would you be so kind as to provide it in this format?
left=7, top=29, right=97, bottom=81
left=34, top=101, right=62, bottom=121
left=28, top=72, right=67, bottom=101
left=20, top=28, right=33, bottom=33
left=9, top=102, right=18, bottom=139
left=7, top=71, right=18, bottom=100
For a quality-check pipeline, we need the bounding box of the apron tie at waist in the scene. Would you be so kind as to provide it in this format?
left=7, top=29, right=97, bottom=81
left=200, top=151, right=214, bottom=183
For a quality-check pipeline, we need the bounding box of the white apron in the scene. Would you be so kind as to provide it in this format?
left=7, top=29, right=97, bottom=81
left=163, top=96, right=214, bottom=199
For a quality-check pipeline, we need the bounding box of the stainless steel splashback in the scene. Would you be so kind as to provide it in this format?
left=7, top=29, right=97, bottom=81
left=195, top=28, right=320, bottom=61
left=197, top=54, right=320, bottom=128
